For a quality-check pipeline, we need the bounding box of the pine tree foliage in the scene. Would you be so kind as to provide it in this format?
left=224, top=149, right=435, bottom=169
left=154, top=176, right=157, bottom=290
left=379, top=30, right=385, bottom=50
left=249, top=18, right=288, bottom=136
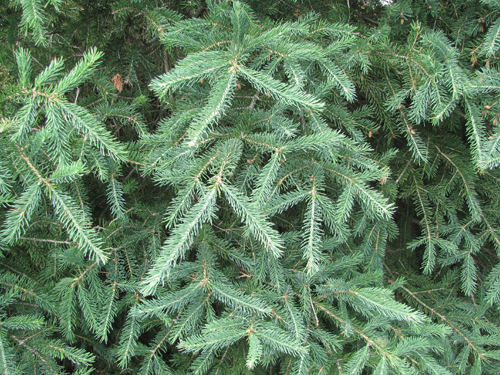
left=1, top=0, right=500, bottom=374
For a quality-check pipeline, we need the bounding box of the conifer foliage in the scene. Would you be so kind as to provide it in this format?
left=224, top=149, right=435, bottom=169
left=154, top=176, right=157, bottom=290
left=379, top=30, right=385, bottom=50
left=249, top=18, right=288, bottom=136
left=1, top=0, right=500, bottom=374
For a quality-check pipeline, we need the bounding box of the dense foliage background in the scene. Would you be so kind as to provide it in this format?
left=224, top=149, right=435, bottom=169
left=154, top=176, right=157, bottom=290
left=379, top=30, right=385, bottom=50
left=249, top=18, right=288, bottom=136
left=1, top=0, right=500, bottom=374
